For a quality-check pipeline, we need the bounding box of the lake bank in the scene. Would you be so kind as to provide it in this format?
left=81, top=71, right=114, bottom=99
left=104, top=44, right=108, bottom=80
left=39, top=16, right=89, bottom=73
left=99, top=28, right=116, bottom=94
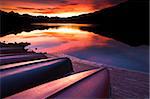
left=47, top=53, right=149, bottom=98
left=48, top=53, right=149, bottom=74
left=0, top=42, right=149, bottom=98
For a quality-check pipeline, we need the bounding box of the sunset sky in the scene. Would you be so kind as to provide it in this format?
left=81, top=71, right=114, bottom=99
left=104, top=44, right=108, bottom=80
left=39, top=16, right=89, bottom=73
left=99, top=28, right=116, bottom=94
left=1, top=0, right=127, bottom=17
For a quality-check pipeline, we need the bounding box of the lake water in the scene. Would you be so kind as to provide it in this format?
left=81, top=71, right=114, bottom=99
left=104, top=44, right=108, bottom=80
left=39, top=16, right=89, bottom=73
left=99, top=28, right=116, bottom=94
left=0, top=23, right=149, bottom=73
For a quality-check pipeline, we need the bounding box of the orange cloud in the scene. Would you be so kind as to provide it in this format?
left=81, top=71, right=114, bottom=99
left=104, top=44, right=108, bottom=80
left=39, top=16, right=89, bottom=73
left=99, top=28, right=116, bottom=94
left=0, top=0, right=127, bottom=17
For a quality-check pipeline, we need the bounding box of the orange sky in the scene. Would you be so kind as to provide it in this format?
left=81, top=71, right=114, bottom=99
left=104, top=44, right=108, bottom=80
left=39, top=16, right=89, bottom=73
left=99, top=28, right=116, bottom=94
left=0, top=0, right=127, bottom=17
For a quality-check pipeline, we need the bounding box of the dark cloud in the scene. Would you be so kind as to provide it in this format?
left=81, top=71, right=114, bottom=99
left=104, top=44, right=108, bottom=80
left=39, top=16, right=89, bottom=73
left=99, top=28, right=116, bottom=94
left=37, top=8, right=45, bottom=11
left=92, top=0, right=109, bottom=9
left=16, top=0, right=68, bottom=4
left=47, top=8, right=60, bottom=10
left=17, top=7, right=61, bottom=11
left=31, top=0, right=68, bottom=4
left=17, top=7, right=36, bottom=10
left=92, top=0, right=127, bottom=9
left=108, top=0, right=127, bottom=4
left=68, top=3, right=79, bottom=5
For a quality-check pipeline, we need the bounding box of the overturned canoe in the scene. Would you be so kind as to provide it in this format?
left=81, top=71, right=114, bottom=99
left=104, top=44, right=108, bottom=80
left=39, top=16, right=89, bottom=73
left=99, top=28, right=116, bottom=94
left=5, top=67, right=110, bottom=99
left=0, top=53, right=47, bottom=65
left=1, top=57, right=73, bottom=98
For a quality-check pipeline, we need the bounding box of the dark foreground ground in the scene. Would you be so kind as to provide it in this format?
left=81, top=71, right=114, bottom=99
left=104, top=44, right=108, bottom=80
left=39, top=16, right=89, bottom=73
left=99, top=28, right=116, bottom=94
left=0, top=43, right=149, bottom=98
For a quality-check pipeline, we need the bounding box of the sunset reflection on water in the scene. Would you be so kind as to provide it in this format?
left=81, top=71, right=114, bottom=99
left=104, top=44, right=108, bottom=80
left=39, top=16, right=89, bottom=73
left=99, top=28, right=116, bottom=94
left=0, top=23, right=111, bottom=54
left=0, top=23, right=149, bottom=72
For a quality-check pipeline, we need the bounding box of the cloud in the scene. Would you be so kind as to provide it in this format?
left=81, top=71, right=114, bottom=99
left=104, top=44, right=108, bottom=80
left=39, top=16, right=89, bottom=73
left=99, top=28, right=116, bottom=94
left=2, top=0, right=68, bottom=4
left=29, top=0, right=68, bottom=5
left=67, top=3, right=79, bottom=5
left=17, top=7, right=36, bottom=10
left=1, top=0, right=127, bottom=17
left=108, top=0, right=127, bottom=4
left=37, top=8, right=45, bottom=11
left=1, top=8, right=18, bottom=10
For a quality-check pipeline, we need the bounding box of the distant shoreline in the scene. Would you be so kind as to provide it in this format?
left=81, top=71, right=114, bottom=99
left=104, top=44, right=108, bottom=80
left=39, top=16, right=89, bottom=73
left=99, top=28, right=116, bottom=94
left=48, top=53, right=149, bottom=74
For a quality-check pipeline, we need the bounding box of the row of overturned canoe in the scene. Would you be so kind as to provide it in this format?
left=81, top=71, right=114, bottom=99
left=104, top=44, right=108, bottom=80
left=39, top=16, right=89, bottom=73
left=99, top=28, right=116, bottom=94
left=0, top=43, right=110, bottom=99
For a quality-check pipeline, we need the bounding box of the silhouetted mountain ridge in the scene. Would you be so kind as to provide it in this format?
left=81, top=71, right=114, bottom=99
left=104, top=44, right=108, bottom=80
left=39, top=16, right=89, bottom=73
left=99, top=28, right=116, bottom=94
left=49, top=0, right=149, bottom=46
left=0, top=10, right=50, bottom=36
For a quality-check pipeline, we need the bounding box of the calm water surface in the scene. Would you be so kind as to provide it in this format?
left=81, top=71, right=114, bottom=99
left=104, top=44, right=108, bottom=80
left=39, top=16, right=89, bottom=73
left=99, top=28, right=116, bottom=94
left=0, top=23, right=149, bottom=73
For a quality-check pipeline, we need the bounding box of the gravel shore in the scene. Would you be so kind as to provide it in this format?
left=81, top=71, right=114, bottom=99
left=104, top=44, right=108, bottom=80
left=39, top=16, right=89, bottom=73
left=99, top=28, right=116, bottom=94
left=46, top=53, right=149, bottom=99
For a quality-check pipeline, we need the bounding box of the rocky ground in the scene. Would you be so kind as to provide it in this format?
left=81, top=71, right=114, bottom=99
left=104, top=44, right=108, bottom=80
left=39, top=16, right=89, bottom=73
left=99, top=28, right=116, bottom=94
left=1, top=42, right=149, bottom=98
left=48, top=53, right=149, bottom=99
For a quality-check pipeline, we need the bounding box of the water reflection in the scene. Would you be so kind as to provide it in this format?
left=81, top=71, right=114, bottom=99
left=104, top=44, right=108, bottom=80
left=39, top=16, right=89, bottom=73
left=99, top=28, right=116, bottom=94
left=0, top=23, right=149, bottom=72
left=0, top=23, right=111, bottom=53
